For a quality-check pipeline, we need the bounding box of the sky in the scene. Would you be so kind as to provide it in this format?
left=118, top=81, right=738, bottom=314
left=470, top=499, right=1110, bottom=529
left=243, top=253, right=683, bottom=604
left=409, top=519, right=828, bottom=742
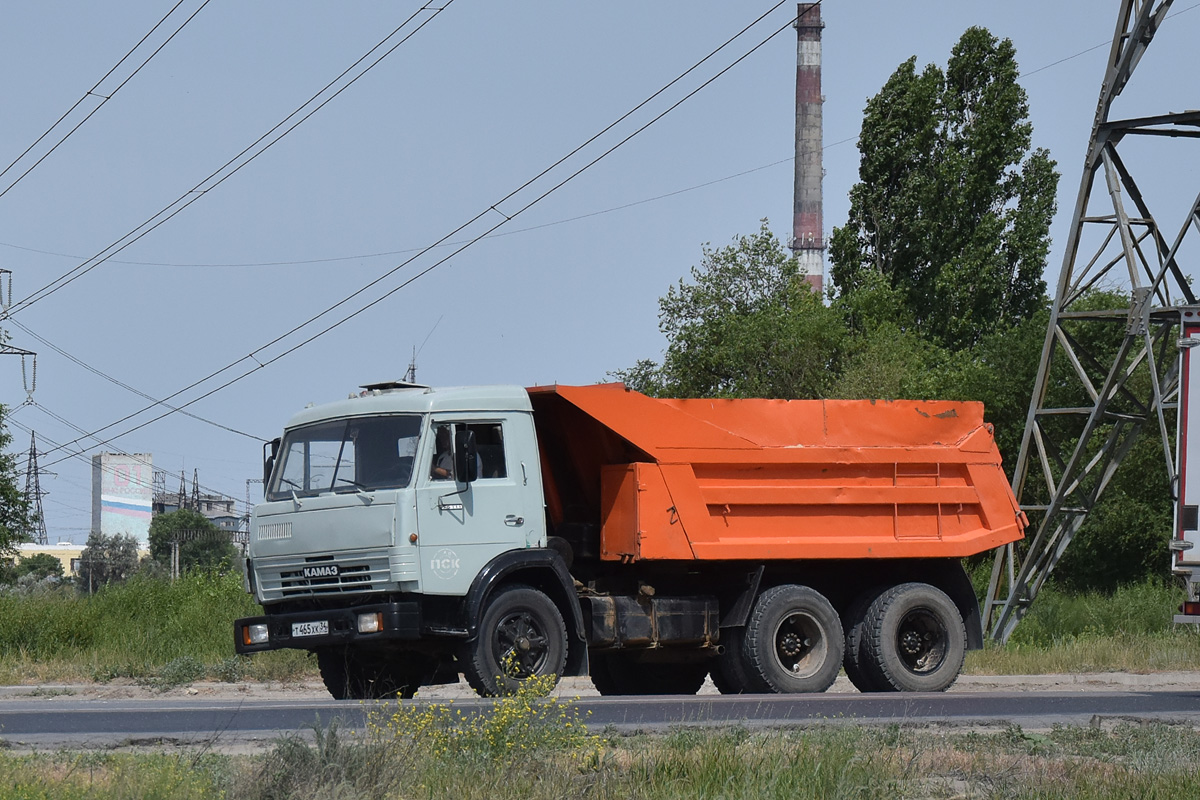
left=0, top=1, right=1195, bottom=543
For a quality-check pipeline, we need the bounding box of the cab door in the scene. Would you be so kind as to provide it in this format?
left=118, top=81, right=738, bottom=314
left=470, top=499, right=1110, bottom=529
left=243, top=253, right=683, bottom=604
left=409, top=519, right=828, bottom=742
left=414, top=415, right=535, bottom=596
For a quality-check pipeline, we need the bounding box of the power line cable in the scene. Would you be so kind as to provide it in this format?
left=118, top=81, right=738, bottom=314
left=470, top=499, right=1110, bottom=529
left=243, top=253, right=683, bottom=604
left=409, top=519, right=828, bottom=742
left=0, top=0, right=211, bottom=200
left=1020, top=0, right=1198, bottom=77
left=9, top=1, right=1174, bottom=269
left=7, top=319, right=265, bottom=442
left=41, top=2, right=809, bottom=469
left=30, top=0, right=1148, bottom=481
left=39, top=1, right=796, bottom=464
left=15, top=0, right=773, bottom=320
left=0, top=138, right=856, bottom=270
left=40, top=1, right=799, bottom=464
left=6, top=1, right=451, bottom=318
left=9, top=405, right=237, bottom=503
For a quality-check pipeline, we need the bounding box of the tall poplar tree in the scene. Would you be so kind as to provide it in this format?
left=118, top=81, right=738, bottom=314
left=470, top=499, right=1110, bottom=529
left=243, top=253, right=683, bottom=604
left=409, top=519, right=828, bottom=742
left=829, top=27, right=1058, bottom=349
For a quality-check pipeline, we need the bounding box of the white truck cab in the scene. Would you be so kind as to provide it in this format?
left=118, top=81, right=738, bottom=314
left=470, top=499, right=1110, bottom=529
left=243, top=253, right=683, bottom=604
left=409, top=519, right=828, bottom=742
left=252, top=383, right=545, bottom=599
left=236, top=382, right=584, bottom=698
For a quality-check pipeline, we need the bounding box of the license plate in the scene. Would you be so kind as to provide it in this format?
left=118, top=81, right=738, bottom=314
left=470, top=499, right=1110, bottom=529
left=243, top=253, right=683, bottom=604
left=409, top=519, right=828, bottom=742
left=292, top=620, right=329, bottom=638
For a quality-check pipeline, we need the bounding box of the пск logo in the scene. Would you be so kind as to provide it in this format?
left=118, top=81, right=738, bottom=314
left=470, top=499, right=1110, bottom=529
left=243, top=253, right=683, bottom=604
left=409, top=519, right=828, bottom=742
left=430, top=548, right=461, bottom=580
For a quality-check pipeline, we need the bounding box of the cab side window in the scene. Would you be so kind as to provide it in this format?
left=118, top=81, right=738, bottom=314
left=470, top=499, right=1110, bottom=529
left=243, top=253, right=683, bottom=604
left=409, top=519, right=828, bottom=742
left=428, top=422, right=506, bottom=481
left=430, top=424, right=454, bottom=480
left=469, top=423, right=507, bottom=479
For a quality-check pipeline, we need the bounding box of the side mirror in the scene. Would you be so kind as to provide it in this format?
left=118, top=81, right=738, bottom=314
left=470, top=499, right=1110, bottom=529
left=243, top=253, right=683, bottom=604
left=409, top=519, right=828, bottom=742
left=454, top=429, right=478, bottom=483
left=263, top=438, right=281, bottom=488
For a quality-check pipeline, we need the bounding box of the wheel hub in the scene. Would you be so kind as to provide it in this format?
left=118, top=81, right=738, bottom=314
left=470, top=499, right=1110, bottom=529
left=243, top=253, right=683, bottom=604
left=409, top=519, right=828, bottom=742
left=896, top=608, right=948, bottom=674
left=497, top=612, right=548, bottom=677
left=779, top=631, right=806, bottom=658
left=900, top=630, right=925, bottom=656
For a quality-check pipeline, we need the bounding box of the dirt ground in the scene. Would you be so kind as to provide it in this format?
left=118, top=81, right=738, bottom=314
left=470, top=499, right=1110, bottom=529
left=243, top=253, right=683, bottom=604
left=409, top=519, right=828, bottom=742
left=5, top=670, right=1200, bottom=703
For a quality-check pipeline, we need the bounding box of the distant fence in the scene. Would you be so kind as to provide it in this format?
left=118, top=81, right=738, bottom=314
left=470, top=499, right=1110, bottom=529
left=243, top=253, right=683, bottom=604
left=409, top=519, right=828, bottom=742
left=168, top=528, right=247, bottom=578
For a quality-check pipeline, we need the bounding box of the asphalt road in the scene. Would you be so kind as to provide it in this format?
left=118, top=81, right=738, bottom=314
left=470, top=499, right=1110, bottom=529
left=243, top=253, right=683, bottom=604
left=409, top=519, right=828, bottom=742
left=4, top=685, right=1200, bottom=751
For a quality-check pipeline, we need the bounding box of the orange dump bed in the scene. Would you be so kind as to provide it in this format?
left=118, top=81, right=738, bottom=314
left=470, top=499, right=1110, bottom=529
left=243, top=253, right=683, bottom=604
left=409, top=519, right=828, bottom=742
left=527, top=384, right=1025, bottom=561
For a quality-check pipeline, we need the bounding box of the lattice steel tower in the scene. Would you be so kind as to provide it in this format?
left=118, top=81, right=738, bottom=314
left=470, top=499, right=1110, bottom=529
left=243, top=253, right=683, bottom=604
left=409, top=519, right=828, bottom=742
left=23, top=431, right=48, bottom=545
left=985, top=0, right=1200, bottom=641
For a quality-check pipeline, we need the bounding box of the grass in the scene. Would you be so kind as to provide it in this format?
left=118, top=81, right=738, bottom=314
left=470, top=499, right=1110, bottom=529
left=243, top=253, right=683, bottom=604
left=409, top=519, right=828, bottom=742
left=0, top=571, right=311, bottom=686
left=2, top=582, right=1199, bottom=799
left=967, top=579, right=1200, bottom=675
left=2, top=721, right=1200, bottom=799
left=1, top=572, right=1198, bottom=686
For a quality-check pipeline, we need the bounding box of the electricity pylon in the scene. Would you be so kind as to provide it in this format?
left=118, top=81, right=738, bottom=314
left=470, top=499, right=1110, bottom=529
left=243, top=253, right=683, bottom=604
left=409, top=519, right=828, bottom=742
left=23, top=431, right=49, bottom=545
left=985, top=0, right=1200, bottom=642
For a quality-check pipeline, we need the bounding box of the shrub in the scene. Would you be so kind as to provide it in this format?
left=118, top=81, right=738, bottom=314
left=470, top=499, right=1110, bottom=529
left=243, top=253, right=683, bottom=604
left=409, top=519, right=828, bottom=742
left=367, top=671, right=599, bottom=765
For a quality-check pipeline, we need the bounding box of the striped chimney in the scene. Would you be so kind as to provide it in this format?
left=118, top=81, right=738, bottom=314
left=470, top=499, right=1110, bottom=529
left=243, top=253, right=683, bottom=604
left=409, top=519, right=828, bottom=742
left=792, top=3, right=824, bottom=293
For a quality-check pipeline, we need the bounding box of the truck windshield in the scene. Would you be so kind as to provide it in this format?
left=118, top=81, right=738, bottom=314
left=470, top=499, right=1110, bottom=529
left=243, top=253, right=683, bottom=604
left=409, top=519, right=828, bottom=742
left=267, top=415, right=421, bottom=500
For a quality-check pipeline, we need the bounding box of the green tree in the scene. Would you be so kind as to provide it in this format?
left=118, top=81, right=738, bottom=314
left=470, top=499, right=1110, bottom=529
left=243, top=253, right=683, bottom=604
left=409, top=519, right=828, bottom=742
left=14, top=552, right=64, bottom=581
left=0, top=406, right=34, bottom=558
left=829, top=26, right=1058, bottom=349
left=615, top=221, right=845, bottom=399
left=937, top=310, right=1049, bottom=471
left=827, top=270, right=950, bottom=401
left=148, top=509, right=236, bottom=574
left=78, top=531, right=140, bottom=591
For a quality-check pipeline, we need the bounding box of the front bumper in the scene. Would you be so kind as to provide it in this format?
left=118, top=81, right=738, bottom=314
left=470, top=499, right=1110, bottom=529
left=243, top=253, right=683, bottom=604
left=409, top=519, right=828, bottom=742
left=234, top=601, right=421, bottom=654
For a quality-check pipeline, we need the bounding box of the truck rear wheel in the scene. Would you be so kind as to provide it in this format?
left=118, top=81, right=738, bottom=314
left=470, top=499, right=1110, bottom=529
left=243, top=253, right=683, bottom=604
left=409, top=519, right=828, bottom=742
left=861, top=582, right=965, bottom=692
left=590, top=653, right=708, bottom=695
left=710, top=626, right=767, bottom=694
left=743, top=585, right=843, bottom=694
left=842, top=586, right=887, bottom=693
left=462, top=584, right=567, bottom=697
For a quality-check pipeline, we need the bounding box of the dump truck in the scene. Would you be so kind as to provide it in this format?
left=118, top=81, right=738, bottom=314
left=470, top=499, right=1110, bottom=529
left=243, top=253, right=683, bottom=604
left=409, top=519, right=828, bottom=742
left=234, top=382, right=1025, bottom=698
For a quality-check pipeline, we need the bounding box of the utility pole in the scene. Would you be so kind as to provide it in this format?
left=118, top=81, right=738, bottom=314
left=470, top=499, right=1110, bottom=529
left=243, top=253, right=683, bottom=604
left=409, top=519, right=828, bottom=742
left=1, top=270, right=42, bottom=541
left=985, top=0, right=1200, bottom=642
left=0, top=268, right=38, bottom=403
left=244, top=478, right=263, bottom=533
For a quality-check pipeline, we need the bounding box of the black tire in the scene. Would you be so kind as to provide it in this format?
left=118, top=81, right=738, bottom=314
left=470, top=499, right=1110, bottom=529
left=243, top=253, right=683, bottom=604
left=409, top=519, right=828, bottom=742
left=710, top=626, right=767, bottom=694
left=743, top=585, right=843, bottom=694
left=379, top=654, right=428, bottom=699
left=316, top=649, right=423, bottom=700
left=842, top=587, right=887, bottom=693
left=317, top=649, right=355, bottom=699
left=590, top=653, right=708, bottom=695
left=861, top=582, right=966, bottom=693
left=461, top=584, right=567, bottom=697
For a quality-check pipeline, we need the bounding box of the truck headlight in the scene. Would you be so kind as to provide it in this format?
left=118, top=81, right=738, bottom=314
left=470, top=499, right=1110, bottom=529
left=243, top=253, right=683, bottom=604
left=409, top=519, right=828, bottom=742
left=242, top=623, right=269, bottom=645
left=357, top=612, right=384, bottom=633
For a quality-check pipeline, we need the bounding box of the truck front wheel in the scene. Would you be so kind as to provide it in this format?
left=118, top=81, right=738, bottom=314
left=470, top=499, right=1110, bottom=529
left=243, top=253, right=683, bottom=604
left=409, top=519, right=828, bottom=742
left=861, top=582, right=965, bottom=692
left=316, top=649, right=422, bottom=700
left=744, top=585, right=843, bottom=693
left=462, top=584, right=567, bottom=697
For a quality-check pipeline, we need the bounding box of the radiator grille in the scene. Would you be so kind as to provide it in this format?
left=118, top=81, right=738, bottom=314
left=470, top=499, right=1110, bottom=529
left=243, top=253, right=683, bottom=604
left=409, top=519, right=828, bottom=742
left=255, top=549, right=391, bottom=601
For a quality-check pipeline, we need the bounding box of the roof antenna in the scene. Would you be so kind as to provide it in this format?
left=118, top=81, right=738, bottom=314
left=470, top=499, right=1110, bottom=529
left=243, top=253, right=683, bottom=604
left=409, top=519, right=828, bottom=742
left=403, top=346, right=418, bottom=384
left=404, top=316, right=443, bottom=384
